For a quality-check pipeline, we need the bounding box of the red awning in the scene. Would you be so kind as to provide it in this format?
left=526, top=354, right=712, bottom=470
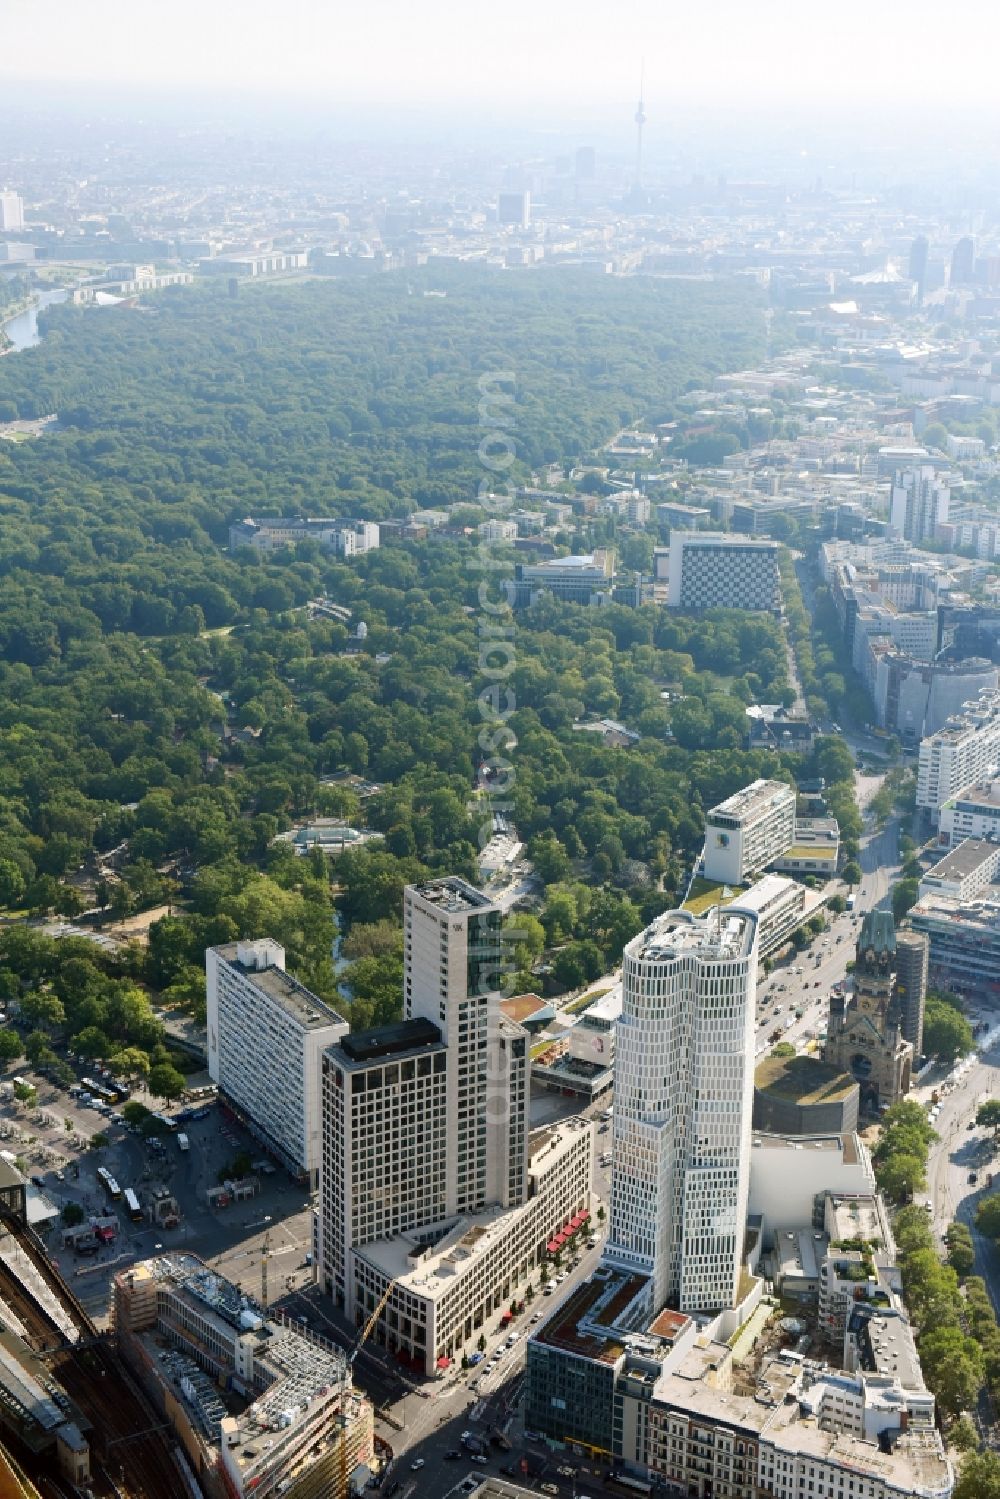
left=436, top=1355, right=451, bottom=1369
left=546, top=1239, right=561, bottom=1253
left=570, top=1212, right=586, bottom=1228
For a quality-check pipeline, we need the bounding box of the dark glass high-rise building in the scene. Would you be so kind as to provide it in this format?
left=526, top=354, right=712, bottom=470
left=908, top=234, right=929, bottom=303
left=951, top=236, right=975, bottom=286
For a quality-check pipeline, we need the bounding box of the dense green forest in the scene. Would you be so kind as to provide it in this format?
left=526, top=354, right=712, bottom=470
left=0, top=266, right=798, bottom=1058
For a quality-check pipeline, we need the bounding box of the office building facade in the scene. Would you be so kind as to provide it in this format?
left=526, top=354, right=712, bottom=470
left=666, top=532, right=781, bottom=613
left=319, top=877, right=585, bottom=1375
left=606, top=906, right=758, bottom=1313
left=703, top=779, right=797, bottom=886
left=206, top=940, right=347, bottom=1185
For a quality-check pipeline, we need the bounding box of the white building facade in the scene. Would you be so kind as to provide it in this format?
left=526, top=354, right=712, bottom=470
left=205, top=940, right=347, bottom=1185
left=917, top=688, right=1000, bottom=810
left=703, top=779, right=797, bottom=886
left=889, top=466, right=950, bottom=544
left=607, top=907, right=758, bottom=1313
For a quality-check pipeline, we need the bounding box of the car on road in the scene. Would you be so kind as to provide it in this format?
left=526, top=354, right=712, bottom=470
left=541, top=1486, right=559, bottom=1496
left=445, top=1450, right=462, bottom=1460
left=471, top=1453, right=488, bottom=1464
left=410, top=1458, right=425, bottom=1470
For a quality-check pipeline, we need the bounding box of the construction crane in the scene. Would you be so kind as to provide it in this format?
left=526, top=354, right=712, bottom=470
left=339, top=1279, right=397, bottom=1498
left=260, top=1222, right=272, bottom=1310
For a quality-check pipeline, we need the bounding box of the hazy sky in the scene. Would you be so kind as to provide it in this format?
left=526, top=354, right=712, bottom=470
left=3, top=0, right=999, bottom=118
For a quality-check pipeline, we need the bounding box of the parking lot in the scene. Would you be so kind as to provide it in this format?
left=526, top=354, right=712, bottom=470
left=1, top=1061, right=314, bottom=1324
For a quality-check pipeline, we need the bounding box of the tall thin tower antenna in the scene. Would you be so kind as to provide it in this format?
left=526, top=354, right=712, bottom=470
left=634, top=61, right=647, bottom=191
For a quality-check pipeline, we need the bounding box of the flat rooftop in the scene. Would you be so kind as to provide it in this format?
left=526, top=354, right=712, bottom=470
left=708, top=778, right=795, bottom=824
left=214, top=944, right=347, bottom=1031
left=755, top=1055, right=857, bottom=1106
left=775, top=1227, right=827, bottom=1281
left=827, top=1194, right=885, bottom=1246
left=922, top=838, right=1000, bottom=883
left=411, top=876, right=496, bottom=913
left=854, top=1309, right=923, bottom=1390
left=337, top=1017, right=443, bottom=1065
left=500, top=994, right=552, bottom=1024
left=681, top=532, right=779, bottom=551
left=533, top=1265, right=652, bottom=1365
left=628, top=907, right=756, bottom=964
left=911, top=891, right=1000, bottom=931
left=751, top=1132, right=860, bottom=1166
left=950, top=779, right=1000, bottom=811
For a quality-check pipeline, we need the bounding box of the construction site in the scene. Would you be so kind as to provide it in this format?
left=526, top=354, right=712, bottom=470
left=113, top=1250, right=375, bottom=1499
left=0, top=1201, right=195, bottom=1499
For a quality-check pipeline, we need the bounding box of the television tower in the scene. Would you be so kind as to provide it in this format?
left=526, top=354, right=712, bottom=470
left=633, top=63, right=647, bottom=191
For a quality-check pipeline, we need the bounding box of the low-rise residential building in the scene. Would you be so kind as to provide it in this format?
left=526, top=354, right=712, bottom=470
left=205, top=940, right=348, bottom=1186
left=114, top=1253, right=373, bottom=1499
left=746, top=704, right=816, bottom=753
left=478, top=518, right=518, bottom=542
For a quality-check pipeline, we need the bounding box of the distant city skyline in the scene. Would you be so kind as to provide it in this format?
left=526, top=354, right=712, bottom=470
left=3, top=0, right=1000, bottom=121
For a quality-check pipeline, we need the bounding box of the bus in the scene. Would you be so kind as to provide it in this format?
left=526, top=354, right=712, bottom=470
left=845, top=894, right=856, bottom=912
left=97, top=1167, right=122, bottom=1201
left=609, top=1477, right=653, bottom=1496
left=123, top=1188, right=142, bottom=1223
left=81, top=1076, right=117, bottom=1106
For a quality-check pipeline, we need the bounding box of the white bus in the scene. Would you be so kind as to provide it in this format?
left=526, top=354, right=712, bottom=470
left=124, top=1188, right=142, bottom=1223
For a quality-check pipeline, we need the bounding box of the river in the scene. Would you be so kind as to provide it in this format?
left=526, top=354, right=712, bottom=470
left=2, top=287, right=68, bottom=351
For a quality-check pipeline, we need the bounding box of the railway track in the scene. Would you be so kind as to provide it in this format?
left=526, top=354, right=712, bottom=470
left=0, top=1212, right=187, bottom=1499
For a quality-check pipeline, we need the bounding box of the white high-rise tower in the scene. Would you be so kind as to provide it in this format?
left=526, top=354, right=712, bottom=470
left=606, top=905, right=758, bottom=1314
left=0, top=192, right=24, bottom=233
left=403, top=877, right=525, bottom=1215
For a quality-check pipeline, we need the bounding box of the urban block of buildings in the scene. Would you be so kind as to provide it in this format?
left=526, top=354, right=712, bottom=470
left=115, top=1252, right=373, bottom=1499
left=228, top=516, right=380, bottom=556
left=823, top=539, right=999, bottom=740
left=316, top=878, right=592, bottom=1375
left=206, top=940, right=348, bottom=1186
left=524, top=891, right=947, bottom=1498
left=505, top=549, right=615, bottom=608
left=908, top=886, right=1000, bottom=1000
